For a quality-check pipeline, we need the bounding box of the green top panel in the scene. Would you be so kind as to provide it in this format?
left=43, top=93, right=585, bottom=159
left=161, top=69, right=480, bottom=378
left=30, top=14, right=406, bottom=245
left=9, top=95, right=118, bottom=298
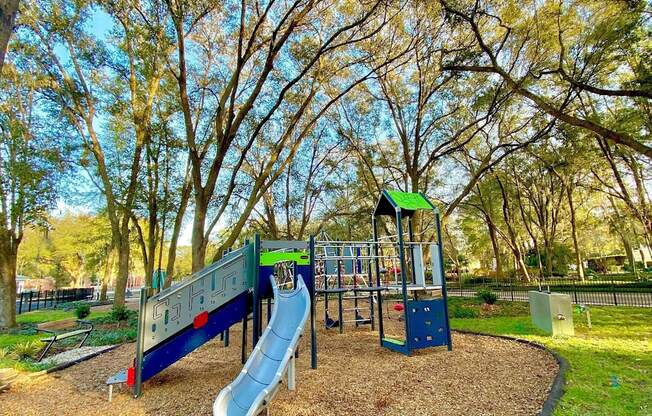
left=259, top=251, right=310, bottom=266
left=386, top=191, right=434, bottom=211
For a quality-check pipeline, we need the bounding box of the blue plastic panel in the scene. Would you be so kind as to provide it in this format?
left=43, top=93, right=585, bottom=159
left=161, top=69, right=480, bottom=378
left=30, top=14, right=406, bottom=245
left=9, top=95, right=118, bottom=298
left=257, top=263, right=313, bottom=301
left=140, top=292, right=250, bottom=383
left=406, top=299, right=448, bottom=350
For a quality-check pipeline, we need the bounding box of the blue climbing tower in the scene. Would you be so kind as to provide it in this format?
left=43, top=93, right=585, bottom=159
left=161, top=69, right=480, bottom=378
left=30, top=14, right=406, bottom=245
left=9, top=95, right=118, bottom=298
left=372, top=190, right=453, bottom=355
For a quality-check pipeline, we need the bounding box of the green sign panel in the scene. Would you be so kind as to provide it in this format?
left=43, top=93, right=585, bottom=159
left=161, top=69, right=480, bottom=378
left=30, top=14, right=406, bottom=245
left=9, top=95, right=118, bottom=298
left=259, top=251, right=310, bottom=266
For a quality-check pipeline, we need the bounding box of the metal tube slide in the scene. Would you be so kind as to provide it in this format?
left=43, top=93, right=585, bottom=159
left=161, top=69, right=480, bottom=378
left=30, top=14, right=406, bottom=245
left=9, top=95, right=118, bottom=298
left=213, top=274, right=310, bottom=416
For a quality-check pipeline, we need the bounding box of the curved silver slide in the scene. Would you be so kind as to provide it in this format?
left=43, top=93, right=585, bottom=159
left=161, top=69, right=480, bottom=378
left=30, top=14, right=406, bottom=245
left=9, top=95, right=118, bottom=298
left=213, top=274, right=310, bottom=416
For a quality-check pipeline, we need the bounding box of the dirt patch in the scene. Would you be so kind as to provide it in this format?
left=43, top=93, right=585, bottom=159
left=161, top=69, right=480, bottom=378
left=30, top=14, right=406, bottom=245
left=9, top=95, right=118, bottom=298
left=1, top=304, right=558, bottom=416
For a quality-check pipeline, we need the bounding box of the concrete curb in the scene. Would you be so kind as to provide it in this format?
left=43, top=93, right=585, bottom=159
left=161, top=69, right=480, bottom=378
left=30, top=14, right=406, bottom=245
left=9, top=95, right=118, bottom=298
left=453, top=329, right=568, bottom=416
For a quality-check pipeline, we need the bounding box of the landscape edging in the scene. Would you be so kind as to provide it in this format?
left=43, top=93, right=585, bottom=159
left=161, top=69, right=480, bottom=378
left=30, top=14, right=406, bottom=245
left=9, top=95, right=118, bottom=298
left=44, top=344, right=122, bottom=374
left=452, top=329, right=569, bottom=416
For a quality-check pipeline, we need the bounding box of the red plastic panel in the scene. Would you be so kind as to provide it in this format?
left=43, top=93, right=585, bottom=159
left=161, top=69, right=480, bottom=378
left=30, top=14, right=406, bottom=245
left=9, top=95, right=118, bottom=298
left=126, top=367, right=135, bottom=386
left=193, top=311, right=209, bottom=329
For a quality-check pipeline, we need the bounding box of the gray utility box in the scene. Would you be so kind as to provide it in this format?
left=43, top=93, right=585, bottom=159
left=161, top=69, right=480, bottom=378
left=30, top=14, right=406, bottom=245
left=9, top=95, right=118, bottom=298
left=528, top=291, right=574, bottom=336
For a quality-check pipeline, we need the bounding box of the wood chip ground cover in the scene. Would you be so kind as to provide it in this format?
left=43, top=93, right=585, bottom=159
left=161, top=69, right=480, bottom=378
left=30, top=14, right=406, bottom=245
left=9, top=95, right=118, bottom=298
left=0, top=303, right=558, bottom=416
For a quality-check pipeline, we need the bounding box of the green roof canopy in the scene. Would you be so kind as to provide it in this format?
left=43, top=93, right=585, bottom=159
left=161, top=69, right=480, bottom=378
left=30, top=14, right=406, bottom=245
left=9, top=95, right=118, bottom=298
left=374, top=190, right=436, bottom=217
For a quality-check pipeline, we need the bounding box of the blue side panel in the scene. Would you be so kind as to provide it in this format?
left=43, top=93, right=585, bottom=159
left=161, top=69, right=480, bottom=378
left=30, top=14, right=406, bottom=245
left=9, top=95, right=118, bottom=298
left=258, top=266, right=275, bottom=298
left=295, top=265, right=313, bottom=299
left=406, top=299, right=449, bottom=350
left=140, top=291, right=251, bottom=383
left=258, top=264, right=314, bottom=300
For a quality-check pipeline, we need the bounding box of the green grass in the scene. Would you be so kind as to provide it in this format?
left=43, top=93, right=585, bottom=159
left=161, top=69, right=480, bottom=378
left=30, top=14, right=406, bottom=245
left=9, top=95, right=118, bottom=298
left=17, top=309, right=83, bottom=324
left=450, top=303, right=652, bottom=416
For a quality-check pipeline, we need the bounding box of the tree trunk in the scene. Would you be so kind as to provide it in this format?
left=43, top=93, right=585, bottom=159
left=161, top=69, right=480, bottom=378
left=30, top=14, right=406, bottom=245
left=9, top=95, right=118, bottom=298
left=0, top=233, right=17, bottom=328
left=113, top=236, right=130, bottom=307
left=100, top=247, right=114, bottom=301
left=486, top=218, right=502, bottom=279
left=566, top=186, right=585, bottom=280
left=622, top=237, right=637, bottom=277
left=191, top=197, right=208, bottom=273
left=0, top=0, right=19, bottom=73
left=515, top=252, right=530, bottom=282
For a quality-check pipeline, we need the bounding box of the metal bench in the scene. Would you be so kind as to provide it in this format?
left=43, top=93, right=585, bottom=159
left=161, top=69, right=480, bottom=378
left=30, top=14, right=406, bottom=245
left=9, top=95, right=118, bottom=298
left=36, top=319, right=94, bottom=362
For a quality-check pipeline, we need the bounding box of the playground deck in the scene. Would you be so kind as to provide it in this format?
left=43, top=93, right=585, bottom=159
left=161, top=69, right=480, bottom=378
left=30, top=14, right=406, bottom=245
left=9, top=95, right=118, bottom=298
left=1, top=308, right=557, bottom=415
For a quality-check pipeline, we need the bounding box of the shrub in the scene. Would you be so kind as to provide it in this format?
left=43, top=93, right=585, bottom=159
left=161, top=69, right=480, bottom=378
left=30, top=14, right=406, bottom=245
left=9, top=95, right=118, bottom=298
left=12, top=341, right=41, bottom=359
left=74, top=302, right=91, bottom=319
left=110, top=304, right=130, bottom=321
left=476, top=289, right=498, bottom=305
left=452, top=306, right=478, bottom=319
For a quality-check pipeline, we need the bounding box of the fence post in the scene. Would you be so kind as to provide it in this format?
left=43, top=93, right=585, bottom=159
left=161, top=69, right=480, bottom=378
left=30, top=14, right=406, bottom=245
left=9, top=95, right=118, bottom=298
left=36, top=290, right=41, bottom=311
left=18, top=292, right=23, bottom=314
left=28, top=291, right=33, bottom=312
left=510, top=275, right=514, bottom=302
left=573, top=280, right=578, bottom=304
left=611, top=278, right=618, bottom=306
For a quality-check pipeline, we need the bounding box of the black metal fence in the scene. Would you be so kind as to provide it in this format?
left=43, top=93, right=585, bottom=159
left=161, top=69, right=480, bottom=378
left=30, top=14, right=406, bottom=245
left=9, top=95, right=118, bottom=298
left=16, top=288, right=94, bottom=314
left=445, top=277, right=652, bottom=307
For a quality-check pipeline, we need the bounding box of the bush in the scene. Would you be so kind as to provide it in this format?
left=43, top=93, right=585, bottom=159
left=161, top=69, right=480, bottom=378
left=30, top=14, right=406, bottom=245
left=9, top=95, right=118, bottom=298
left=476, top=289, right=497, bottom=305
left=74, top=302, right=91, bottom=319
left=451, top=306, right=478, bottom=319
left=11, top=341, right=41, bottom=359
left=110, top=304, right=131, bottom=321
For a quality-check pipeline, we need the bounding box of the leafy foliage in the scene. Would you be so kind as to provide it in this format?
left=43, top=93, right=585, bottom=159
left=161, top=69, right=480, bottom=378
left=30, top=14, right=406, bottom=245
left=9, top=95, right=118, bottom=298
left=73, top=302, right=90, bottom=319
left=108, top=305, right=133, bottom=322
left=11, top=340, right=41, bottom=359
left=476, top=289, right=498, bottom=305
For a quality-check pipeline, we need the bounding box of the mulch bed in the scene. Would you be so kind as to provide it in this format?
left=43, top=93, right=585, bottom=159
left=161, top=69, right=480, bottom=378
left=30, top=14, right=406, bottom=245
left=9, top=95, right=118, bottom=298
left=1, top=301, right=558, bottom=416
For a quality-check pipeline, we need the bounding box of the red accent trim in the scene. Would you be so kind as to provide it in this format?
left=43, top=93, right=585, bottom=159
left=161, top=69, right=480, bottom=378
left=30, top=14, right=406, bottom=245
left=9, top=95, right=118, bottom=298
left=126, top=367, right=135, bottom=386
left=193, top=311, right=209, bottom=329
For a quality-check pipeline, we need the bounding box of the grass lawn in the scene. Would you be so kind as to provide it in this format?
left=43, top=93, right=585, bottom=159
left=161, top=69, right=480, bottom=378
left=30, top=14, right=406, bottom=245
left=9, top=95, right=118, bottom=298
left=449, top=298, right=652, bottom=416
left=0, top=307, right=133, bottom=372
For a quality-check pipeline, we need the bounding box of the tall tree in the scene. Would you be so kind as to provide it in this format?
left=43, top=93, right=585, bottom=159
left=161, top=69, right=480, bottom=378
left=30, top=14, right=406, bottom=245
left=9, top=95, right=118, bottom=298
left=0, top=61, right=67, bottom=327
left=166, top=0, right=406, bottom=271
left=24, top=0, right=172, bottom=305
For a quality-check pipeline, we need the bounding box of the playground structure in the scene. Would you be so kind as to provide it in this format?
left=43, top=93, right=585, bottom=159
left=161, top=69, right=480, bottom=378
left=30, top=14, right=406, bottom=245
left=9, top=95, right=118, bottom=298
left=315, top=190, right=452, bottom=354
left=106, top=190, right=452, bottom=414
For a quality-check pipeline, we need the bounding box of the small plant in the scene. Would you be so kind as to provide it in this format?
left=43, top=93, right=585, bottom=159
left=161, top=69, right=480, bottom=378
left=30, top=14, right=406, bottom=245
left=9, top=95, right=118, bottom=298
left=110, top=304, right=130, bottom=321
left=11, top=341, right=41, bottom=360
left=452, top=306, right=479, bottom=319
left=476, top=289, right=498, bottom=305
left=0, top=347, right=10, bottom=359
left=74, top=302, right=91, bottom=319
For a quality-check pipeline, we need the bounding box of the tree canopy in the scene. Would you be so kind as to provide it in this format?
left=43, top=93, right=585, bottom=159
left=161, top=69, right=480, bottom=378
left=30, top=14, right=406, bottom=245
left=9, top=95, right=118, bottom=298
left=1, top=0, right=650, bottom=327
